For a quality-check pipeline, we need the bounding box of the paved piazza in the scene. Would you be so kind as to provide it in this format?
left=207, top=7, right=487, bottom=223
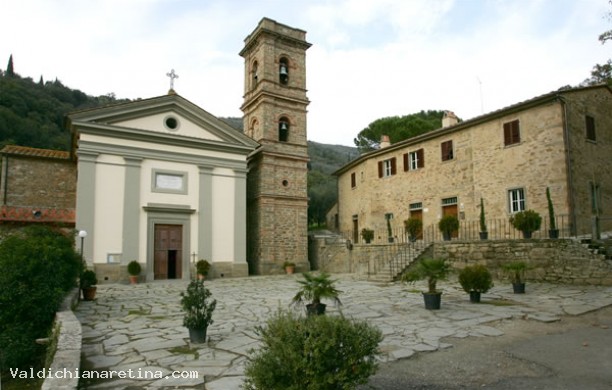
left=75, top=274, right=612, bottom=389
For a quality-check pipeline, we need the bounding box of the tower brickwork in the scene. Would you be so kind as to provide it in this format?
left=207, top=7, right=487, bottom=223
left=240, top=18, right=311, bottom=274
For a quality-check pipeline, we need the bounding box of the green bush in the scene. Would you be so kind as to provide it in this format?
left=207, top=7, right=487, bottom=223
left=0, top=226, right=82, bottom=370
left=458, top=264, right=493, bottom=293
left=243, top=310, right=383, bottom=390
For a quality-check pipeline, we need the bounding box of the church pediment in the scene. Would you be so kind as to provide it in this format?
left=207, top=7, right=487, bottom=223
left=68, top=94, right=258, bottom=149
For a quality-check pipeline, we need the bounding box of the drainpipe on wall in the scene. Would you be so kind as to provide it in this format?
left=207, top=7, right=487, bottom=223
left=1, top=154, right=8, bottom=205
left=558, top=95, right=577, bottom=236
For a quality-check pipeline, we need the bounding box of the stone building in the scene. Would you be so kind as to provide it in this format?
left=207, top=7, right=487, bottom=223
left=0, top=145, right=76, bottom=226
left=333, top=85, right=612, bottom=243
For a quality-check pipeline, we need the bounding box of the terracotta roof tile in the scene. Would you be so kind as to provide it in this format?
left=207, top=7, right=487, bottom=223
left=0, top=145, right=70, bottom=160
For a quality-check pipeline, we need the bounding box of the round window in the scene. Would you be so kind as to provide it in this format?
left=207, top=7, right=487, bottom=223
left=164, top=115, right=180, bottom=131
left=282, top=180, right=289, bottom=187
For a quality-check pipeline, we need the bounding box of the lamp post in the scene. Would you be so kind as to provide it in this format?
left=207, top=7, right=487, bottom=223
left=78, top=230, right=87, bottom=259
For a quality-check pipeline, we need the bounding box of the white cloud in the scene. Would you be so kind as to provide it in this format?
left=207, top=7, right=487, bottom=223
left=1, top=0, right=610, bottom=146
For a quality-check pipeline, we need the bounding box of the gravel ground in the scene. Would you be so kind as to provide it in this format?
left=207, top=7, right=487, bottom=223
left=359, top=305, right=612, bottom=390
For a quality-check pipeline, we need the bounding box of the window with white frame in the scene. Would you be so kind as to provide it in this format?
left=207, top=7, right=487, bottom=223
left=508, top=188, right=526, bottom=213
left=378, top=157, right=397, bottom=178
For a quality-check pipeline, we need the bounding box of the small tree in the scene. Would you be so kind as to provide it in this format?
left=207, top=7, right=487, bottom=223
left=243, top=310, right=383, bottom=390
left=479, top=198, right=487, bottom=232
left=546, top=187, right=557, bottom=231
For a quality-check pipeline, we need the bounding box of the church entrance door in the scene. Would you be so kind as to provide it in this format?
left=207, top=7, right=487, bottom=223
left=154, top=224, right=183, bottom=280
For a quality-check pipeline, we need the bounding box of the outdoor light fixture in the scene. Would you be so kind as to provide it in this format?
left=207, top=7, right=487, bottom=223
left=78, top=230, right=87, bottom=258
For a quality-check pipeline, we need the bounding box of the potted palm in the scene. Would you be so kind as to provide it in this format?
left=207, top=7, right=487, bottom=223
left=502, top=261, right=528, bottom=294
left=458, top=264, right=493, bottom=303
left=479, top=198, right=488, bottom=240
left=292, top=272, right=342, bottom=316
left=546, top=187, right=559, bottom=239
left=127, top=260, right=141, bottom=284
left=438, top=215, right=459, bottom=241
left=80, top=269, right=98, bottom=301
left=181, top=279, right=217, bottom=343
left=510, top=210, right=542, bottom=239
left=404, top=217, right=422, bottom=242
left=402, top=258, right=451, bottom=310
left=196, top=259, right=211, bottom=280
left=283, top=261, right=296, bottom=274
left=361, top=228, right=374, bottom=244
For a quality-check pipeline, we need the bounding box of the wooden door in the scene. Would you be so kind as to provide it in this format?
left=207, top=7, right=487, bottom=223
left=352, top=218, right=359, bottom=243
left=154, top=224, right=183, bottom=280
left=442, top=204, right=459, bottom=238
left=409, top=209, right=423, bottom=239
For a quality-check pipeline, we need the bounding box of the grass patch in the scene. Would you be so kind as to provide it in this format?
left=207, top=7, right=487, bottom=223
left=169, top=346, right=199, bottom=359
left=127, top=309, right=150, bottom=316
left=481, top=299, right=520, bottom=306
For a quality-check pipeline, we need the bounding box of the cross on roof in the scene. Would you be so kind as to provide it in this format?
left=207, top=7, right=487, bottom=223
left=166, top=69, right=179, bottom=91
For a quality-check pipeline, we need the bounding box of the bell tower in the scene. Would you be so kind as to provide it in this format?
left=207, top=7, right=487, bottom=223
left=240, top=18, right=311, bottom=274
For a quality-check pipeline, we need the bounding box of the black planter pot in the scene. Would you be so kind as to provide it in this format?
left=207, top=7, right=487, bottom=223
left=306, top=303, right=327, bottom=316
left=442, top=232, right=451, bottom=241
left=479, top=231, right=488, bottom=240
left=188, top=327, right=207, bottom=343
left=512, top=282, right=526, bottom=294
left=548, top=229, right=559, bottom=239
left=469, top=291, right=481, bottom=303
left=522, top=231, right=533, bottom=239
left=422, top=292, right=442, bottom=310
left=409, top=235, right=417, bottom=243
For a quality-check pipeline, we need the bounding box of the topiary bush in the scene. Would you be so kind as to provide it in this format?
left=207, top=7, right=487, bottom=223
left=0, top=226, right=82, bottom=371
left=243, top=310, right=383, bottom=390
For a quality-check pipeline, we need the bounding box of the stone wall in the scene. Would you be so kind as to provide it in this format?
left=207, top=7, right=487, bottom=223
left=309, top=235, right=612, bottom=286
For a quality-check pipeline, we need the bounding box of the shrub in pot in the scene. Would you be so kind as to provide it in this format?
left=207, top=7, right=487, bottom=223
left=502, top=261, right=528, bottom=294
left=80, top=269, right=98, bottom=301
left=403, top=258, right=451, bottom=310
left=510, top=210, right=542, bottom=239
left=438, top=215, right=459, bottom=241
left=127, top=260, right=141, bottom=284
left=404, top=217, right=422, bottom=242
left=243, top=310, right=383, bottom=390
left=196, top=259, right=210, bottom=280
left=546, top=187, right=559, bottom=239
left=181, top=279, right=217, bottom=343
left=291, top=272, right=342, bottom=316
left=458, top=264, right=493, bottom=303
left=283, top=261, right=296, bottom=274
left=361, top=228, right=374, bottom=244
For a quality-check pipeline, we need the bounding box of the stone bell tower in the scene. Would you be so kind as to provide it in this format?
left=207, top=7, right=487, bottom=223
left=240, top=18, right=311, bottom=274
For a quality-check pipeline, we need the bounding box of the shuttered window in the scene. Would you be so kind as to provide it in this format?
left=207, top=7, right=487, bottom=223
left=586, top=115, right=596, bottom=141
left=503, top=119, right=520, bottom=146
left=378, top=158, right=397, bottom=178
left=351, top=172, right=356, bottom=188
left=441, top=141, right=453, bottom=161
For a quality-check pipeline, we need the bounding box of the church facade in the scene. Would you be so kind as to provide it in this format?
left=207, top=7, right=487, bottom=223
left=0, top=18, right=311, bottom=282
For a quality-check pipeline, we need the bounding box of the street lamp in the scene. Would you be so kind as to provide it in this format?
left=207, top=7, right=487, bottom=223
left=78, top=230, right=87, bottom=258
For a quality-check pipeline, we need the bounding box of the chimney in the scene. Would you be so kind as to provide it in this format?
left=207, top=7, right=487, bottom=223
left=380, top=135, right=391, bottom=149
left=442, top=111, right=458, bottom=128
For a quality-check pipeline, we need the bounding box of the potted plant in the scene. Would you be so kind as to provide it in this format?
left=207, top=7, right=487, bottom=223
left=479, top=198, right=488, bottom=240
left=402, top=258, right=451, bottom=310
left=181, top=279, right=217, bottom=343
left=546, top=187, right=559, bottom=239
left=510, top=210, right=542, bottom=239
left=127, top=260, right=141, bottom=284
left=361, top=228, right=374, bottom=244
left=404, top=217, right=422, bottom=242
left=196, top=259, right=211, bottom=280
left=502, top=261, right=528, bottom=294
left=283, top=261, right=296, bottom=274
left=458, top=264, right=493, bottom=303
left=385, top=214, right=394, bottom=243
left=291, top=272, right=342, bottom=316
left=80, top=269, right=98, bottom=301
left=438, top=215, right=459, bottom=241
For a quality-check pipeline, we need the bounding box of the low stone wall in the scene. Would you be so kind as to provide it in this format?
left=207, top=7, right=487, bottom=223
left=42, top=288, right=82, bottom=390
left=433, top=239, right=612, bottom=285
left=309, top=235, right=612, bottom=285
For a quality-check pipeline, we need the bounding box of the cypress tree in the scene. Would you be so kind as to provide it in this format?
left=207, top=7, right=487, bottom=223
left=6, top=54, right=14, bottom=76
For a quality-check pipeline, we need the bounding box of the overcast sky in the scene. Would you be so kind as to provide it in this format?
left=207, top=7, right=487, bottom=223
left=2, top=0, right=610, bottom=146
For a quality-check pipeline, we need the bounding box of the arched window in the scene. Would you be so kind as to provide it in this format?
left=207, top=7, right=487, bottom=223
left=279, top=117, right=289, bottom=142
left=279, top=57, right=289, bottom=85
left=248, top=118, right=259, bottom=139
left=252, top=61, right=259, bottom=89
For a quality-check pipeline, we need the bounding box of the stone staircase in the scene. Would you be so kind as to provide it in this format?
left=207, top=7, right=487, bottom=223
left=581, top=238, right=612, bottom=260
left=368, top=241, right=432, bottom=283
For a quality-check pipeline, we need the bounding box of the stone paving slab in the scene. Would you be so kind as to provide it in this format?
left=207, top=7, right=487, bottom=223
left=75, top=274, right=612, bottom=389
